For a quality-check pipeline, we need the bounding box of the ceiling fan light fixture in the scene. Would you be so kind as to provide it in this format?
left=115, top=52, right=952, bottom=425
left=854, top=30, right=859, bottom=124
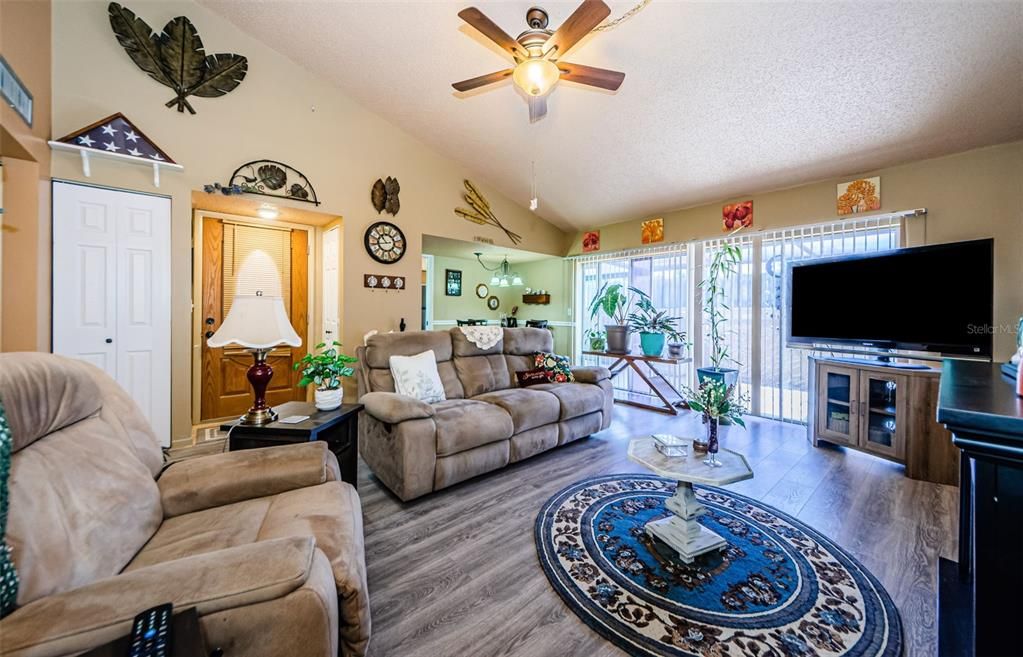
left=513, top=58, right=560, bottom=97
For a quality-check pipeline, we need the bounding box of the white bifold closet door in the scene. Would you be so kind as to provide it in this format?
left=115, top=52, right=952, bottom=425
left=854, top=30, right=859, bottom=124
left=52, top=181, right=171, bottom=446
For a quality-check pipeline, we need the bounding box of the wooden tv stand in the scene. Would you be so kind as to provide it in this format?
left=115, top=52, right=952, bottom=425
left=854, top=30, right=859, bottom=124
left=807, top=356, right=959, bottom=486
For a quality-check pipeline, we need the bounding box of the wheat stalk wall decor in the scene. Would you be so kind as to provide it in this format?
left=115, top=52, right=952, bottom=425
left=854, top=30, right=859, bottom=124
left=455, top=180, right=522, bottom=245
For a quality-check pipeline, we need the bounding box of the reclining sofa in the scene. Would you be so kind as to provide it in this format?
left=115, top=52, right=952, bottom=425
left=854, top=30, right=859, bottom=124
left=355, top=327, right=613, bottom=501
left=0, top=353, right=370, bottom=657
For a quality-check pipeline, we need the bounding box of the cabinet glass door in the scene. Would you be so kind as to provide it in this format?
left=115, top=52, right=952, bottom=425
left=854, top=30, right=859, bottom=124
left=818, top=366, right=857, bottom=444
left=860, top=374, right=905, bottom=458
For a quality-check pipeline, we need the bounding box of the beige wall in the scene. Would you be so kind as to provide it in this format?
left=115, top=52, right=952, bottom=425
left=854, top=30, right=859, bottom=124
left=567, top=141, right=1023, bottom=360
left=0, top=0, right=52, bottom=352
left=50, top=0, right=569, bottom=442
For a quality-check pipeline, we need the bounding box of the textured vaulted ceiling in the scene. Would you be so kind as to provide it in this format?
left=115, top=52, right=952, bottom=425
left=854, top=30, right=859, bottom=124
left=203, top=1, right=1023, bottom=230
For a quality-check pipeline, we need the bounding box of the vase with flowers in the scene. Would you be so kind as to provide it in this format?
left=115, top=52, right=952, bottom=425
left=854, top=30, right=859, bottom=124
left=682, top=378, right=748, bottom=467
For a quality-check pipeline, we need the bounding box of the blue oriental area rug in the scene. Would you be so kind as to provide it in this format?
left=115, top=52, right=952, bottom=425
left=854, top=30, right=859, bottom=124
left=535, top=474, right=902, bottom=657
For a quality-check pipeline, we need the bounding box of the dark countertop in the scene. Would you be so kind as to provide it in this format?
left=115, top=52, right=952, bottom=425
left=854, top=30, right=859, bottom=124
left=937, top=360, right=1023, bottom=439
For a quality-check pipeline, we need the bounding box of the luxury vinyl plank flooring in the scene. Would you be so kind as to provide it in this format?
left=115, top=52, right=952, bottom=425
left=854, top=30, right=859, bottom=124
left=359, top=405, right=958, bottom=657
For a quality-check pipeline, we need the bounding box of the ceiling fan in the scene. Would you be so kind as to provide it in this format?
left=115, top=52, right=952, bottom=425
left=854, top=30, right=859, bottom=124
left=452, top=0, right=626, bottom=122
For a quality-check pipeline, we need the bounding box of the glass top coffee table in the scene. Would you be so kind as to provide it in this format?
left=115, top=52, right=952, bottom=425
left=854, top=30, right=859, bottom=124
left=627, top=436, right=754, bottom=563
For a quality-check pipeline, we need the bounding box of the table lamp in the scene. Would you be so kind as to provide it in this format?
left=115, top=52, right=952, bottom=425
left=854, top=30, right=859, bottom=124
left=207, top=291, right=302, bottom=425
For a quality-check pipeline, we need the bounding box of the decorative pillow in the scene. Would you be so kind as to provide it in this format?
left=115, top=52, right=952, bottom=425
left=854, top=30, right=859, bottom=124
left=516, top=369, right=549, bottom=388
left=0, top=399, right=19, bottom=618
left=389, top=350, right=447, bottom=403
left=533, top=352, right=575, bottom=384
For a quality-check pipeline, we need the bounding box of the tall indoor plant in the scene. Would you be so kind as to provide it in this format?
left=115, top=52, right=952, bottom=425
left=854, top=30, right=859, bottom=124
left=698, top=240, right=743, bottom=387
left=627, top=289, right=685, bottom=357
left=588, top=283, right=637, bottom=353
left=294, top=341, right=358, bottom=411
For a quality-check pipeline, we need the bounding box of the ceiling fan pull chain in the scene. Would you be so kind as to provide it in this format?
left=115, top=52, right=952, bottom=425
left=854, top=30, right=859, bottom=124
left=592, top=0, right=652, bottom=32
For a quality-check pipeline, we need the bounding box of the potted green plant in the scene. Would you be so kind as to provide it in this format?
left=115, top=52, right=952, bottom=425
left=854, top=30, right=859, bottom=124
left=682, top=378, right=748, bottom=467
left=626, top=289, right=684, bottom=357
left=588, top=283, right=638, bottom=353
left=698, top=240, right=743, bottom=388
left=293, top=341, right=358, bottom=411
left=584, top=327, right=607, bottom=351
left=666, top=328, right=689, bottom=358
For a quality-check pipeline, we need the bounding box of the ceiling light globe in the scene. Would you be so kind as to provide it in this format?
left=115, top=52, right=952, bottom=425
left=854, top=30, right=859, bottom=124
left=511, top=275, right=524, bottom=286
left=499, top=277, right=511, bottom=288
left=490, top=274, right=501, bottom=285
left=513, top=59, right=560, bottom=97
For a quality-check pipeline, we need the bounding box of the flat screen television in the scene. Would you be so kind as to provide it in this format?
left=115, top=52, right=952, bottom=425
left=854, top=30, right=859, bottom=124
left=787, top=238, right=993, bottom=358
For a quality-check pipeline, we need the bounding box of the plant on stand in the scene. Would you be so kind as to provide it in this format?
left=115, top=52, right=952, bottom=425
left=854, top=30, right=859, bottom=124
left=626, top=289, right=685, bottom=357
left=588, top=283, right=638, bottom=353
left=294, top=341, right=358, bottom=411
left=682, top=379, right=748, bottom=467
left=698, top=240, right=744, bottom=388
left=666, top=328, right=689, bottom=358
left=584, top=327, right=607, bottom=351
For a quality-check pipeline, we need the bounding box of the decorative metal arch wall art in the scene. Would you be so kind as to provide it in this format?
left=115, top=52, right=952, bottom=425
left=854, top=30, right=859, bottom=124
left=204, top=160, right=320, bottom=205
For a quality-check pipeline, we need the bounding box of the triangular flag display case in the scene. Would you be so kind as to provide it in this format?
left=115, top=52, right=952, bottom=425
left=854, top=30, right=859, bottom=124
left=48, top=113, right=183, bottom=187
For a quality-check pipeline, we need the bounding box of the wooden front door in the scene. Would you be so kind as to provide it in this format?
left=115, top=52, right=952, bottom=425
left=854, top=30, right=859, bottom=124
left=200, top=217, right=308, bottom=420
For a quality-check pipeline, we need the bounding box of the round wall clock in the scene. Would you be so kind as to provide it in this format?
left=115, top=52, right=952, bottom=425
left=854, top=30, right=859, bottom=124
left=487, top=296, right=500, bottom=311
left=475, top=283, right=489, bottom=299
left=364, top=221, right=406, bottom=264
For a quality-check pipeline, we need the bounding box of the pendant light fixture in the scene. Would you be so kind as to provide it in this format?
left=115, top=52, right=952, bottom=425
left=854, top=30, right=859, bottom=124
left=475, top=252, right=524, bottom=288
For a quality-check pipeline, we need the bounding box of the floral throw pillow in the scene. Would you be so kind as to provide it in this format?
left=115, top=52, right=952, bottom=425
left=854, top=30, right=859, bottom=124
left=533, top=352, right=575, bottom=384
left=389, top=350, right=447, bottom=404
left=0, top=399, right=18, bottom=618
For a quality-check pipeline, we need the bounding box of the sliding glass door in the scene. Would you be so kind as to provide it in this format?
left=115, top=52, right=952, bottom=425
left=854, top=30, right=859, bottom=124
left=574, top=215, right=902, bottom=424
left=576, top=245, right=692, bottom=404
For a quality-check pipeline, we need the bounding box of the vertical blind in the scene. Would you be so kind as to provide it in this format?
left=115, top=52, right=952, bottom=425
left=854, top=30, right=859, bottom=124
left=575, top=242, right=691, bottom=401
left=573, top=213, right=906, bottom=424
left=222, top=223, right=292, bottom=318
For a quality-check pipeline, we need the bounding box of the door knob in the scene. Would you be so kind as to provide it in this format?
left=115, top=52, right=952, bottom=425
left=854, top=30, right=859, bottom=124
left=105, top=338, right=113, bottom=344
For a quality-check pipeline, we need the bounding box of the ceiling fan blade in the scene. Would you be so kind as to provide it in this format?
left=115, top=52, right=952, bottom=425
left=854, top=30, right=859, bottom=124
left=452, top=69, right=514, bottom=92
left=557, top=62, right=625, bottom=91
left=458, top=7, right=528, bottom=61
left=543, top=0, right=611, bottom=60
left=529, top=95, right=548, bottom=123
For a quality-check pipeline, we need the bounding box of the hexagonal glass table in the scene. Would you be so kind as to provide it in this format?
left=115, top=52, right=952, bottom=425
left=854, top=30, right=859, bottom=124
left=627, top=437, right=754, bottom=563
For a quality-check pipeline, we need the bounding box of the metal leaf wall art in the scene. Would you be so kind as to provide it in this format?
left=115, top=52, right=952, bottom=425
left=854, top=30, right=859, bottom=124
left=108, top=2, right=248, bottom=114
left=203, top=160, right=320, bottom=205
left=371, top=177, right=400, bottom=215
left=455, top=180, right=522, bottom=245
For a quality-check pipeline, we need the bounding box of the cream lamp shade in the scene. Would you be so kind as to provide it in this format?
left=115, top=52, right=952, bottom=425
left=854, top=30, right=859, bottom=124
left=207, top=294, right=302, bottom=349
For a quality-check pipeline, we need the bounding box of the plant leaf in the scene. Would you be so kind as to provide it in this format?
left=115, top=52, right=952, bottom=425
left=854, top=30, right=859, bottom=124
left=159, top=15, right=206, bottom=92
left=190, top=53, right=249, bottom=98
left=108, top=2, right=172, bottom=88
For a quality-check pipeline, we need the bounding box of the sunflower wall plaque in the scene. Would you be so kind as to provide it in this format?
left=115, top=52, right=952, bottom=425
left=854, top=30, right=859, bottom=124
left=640, top=217, right=664, bottom=244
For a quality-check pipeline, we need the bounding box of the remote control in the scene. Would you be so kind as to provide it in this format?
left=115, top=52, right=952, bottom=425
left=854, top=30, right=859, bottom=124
left=128, top=603, right=172, bottom=657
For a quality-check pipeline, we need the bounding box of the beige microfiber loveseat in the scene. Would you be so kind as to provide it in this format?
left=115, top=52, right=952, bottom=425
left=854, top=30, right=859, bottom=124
left=0, top=353, right=369, bottom=657
left=356, top=327, right=613, bottom=501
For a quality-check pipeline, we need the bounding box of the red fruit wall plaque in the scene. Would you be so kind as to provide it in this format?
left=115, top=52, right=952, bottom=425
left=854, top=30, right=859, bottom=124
left=723, top=200, right=753, bottom=232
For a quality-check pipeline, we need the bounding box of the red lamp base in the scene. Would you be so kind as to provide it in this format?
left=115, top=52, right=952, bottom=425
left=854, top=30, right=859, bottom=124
left=240, top=349, right=278, bottom=426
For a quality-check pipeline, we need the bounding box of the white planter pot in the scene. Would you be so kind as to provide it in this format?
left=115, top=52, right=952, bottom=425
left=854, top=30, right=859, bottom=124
left=314, top=388, right=343, bottom=411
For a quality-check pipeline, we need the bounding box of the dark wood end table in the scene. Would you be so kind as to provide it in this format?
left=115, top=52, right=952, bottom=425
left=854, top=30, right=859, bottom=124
left=221, top=401, right=363, bottom=488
